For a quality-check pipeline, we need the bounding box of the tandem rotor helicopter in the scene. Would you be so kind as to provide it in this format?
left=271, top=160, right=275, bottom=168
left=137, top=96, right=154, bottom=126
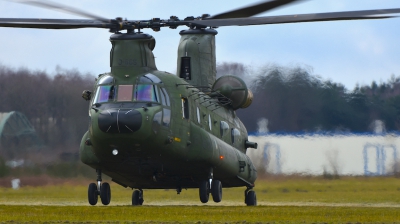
left=1, top=0, right=400, bottom=206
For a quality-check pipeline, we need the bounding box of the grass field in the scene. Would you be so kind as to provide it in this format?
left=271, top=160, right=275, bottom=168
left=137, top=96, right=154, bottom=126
left=0, top=176, right=400, bottom=223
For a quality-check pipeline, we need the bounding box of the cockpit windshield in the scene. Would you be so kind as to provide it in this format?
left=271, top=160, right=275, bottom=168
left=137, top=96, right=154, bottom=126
left=94, top=85, right=116, bottom=103
left=135, top=84, right=158, bottom=102
left=93, top=74, right=161, bottom=104
left=117, top=85, right=133, bottom=101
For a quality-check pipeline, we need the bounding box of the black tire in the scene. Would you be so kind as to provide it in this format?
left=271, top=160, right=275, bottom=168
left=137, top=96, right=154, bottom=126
left=199, top=180, right=210, bottom=203
left=132, top=190, right=143, bottom=206
left=246, top=190, right=257, bottom=206
left=211, top=180, right=222, bottom=203
left=100, top=182, right=111, bottom=205
left=88, top=183, right=98, bottom=206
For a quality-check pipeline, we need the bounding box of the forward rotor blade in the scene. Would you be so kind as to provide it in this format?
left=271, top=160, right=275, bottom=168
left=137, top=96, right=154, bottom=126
left=209, top=0, right=302, bottom=19
left=0, top=18, right=113, bottom=29
left=197, top=8, right=400, bottom=27
left=10, top=0, right=110, bottom=22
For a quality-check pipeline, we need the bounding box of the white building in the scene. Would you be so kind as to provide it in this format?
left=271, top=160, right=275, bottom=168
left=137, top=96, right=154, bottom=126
left=247, top=134, right=399, bottom=176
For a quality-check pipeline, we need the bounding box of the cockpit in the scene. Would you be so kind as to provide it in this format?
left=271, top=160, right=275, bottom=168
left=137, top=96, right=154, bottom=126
left=90, top=73, right=171, bottom=134
left=93, top=73, right=163, bottom=104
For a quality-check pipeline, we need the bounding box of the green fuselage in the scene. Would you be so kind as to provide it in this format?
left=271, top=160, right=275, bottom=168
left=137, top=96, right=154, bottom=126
left=79, top=31, right=257, bottom=190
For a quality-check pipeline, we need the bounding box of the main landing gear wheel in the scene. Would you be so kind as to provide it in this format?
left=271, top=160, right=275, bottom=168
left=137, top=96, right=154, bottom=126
left=199, top=180, right=210, bottom=203
left=100, top=182, right=111, bottom=205
left=88, top=183, right=98, bottom=205
left=211, top=180, right=222, bottom=203
left=132, top=189, right=144, bottom=206
left=245, top=190, right=257, bottom=206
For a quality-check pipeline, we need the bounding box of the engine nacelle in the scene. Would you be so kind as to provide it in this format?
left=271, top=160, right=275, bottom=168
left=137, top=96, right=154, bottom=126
left=211, top=75, right=253, bottom=110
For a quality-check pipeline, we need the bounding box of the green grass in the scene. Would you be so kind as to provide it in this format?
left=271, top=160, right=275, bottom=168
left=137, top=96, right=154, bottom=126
left=1, top=205, right=400, bottom=223
left=0, top=176, right=400, bottom=223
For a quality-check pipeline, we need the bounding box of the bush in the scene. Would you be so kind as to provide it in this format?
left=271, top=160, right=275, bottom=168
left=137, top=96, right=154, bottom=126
left=0, top=156, right=10, bottom=177
left=46, top=162, right=94, bottom=178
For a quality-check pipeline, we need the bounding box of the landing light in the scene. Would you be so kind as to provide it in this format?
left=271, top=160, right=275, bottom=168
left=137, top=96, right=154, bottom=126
left=112, top=149, right=118, bottom=155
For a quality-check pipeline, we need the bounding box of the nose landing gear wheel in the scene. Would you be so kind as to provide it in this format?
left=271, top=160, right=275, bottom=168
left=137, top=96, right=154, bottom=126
left=132, top=189, right=144, bottom=205
left=88, top=183, right=98, bottom=206
left=100, top=182, right=111, bottom=205
left=211, top=180, right=222, bottom=203
left=245, top=190, right=257, bottom=206
left=199, top=180, right=210, bottom=203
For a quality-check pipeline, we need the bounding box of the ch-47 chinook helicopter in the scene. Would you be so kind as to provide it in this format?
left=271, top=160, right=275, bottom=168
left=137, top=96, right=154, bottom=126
left=1, top=0, right=400, bottom=206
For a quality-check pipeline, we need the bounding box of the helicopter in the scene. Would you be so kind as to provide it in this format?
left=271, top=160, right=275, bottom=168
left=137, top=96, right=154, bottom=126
left=1, top=0, right=400, bottom=206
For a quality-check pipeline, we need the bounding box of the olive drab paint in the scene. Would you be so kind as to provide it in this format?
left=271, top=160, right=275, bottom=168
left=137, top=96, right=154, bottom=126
left=79, top=29, right=258, bottom=194
left=3, top=0, right=399, bottom=208
left=177, top=29, right=217, bottom=89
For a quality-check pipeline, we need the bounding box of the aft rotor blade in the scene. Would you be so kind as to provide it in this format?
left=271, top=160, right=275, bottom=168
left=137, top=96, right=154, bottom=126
left=209, top=0, right=302, bottom=19
left=197, top=8, right=400, bottom=27
left=10, top=0, right=110, bottom=22
left=0, top=18, right=114, bottom=29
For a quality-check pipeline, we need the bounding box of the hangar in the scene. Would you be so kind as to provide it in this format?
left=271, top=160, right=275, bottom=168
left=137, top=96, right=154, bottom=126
left=0, top=111, right=42, bottom=158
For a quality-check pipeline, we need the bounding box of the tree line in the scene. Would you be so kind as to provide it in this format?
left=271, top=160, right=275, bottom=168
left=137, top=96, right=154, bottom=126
left=217, top=62, right=400, bottom=133
left=1, top=62, right=400, bottom=150
left=0, top=65, right=94, bottom=148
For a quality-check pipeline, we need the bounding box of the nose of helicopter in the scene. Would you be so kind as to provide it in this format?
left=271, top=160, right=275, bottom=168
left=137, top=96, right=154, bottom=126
left=97, top=108, right=142, bottom=133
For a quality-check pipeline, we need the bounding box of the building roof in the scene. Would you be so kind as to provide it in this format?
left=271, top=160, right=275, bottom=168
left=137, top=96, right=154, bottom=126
left=0, top=111, right=42, bottom=148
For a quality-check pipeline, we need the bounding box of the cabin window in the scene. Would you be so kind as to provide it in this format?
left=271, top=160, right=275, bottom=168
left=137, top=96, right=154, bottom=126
left=117, top=85, right=133, bottom=101
left=231, top=128, right=241, bottom=144
left=135, top=84, right=159, bottom=102
left=182, top=98, right=189, bottom=119
left=196, top=107, right=201, bottom=124
left=160, top=88, right=166, bottom=106
left=208, top=114, right=212, bottom=131
left=94, top=85, right=116, bottom=103
left=220, top=121, right=229, bottom=137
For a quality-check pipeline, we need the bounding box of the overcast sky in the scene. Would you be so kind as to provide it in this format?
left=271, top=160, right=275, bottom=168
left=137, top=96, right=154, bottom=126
left=0, top=0, right=399, bottom=90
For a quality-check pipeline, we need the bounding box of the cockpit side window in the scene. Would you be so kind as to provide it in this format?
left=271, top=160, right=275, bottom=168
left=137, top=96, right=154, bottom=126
left=164, top=89, right=170, bottom=106
left=162, top=109, right=171, bottom=127
left=160, top=88, right=170, bottom=107
left=160, top=88, right=166, bottom=106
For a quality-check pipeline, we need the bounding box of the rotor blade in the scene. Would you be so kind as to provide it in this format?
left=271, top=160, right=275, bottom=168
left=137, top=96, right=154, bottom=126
left=209, top=0, right=302, bottom=19
left=196, top=8, right=400, bottom=27
left=0, top=18, right=113, bottom=29
left=10, top=0, right=110, bottom=22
